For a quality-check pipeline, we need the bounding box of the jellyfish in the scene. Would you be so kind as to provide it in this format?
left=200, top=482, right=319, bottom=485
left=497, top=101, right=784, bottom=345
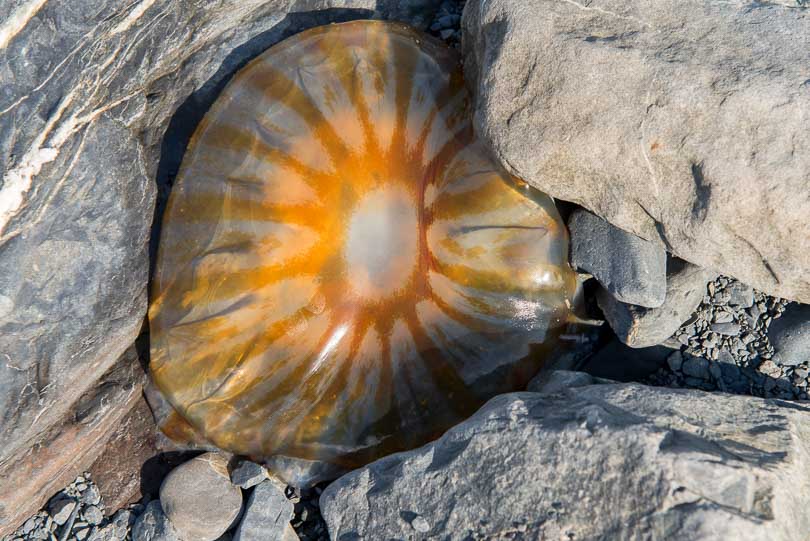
left=148, top=20, right=577, bottom=474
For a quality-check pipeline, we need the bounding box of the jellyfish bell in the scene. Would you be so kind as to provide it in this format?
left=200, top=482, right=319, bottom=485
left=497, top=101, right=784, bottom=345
left=148, top=20, right=578, bottom=481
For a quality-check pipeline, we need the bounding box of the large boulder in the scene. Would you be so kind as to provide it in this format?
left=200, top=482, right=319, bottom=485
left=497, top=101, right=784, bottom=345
left=321, top=381, right=810, bottom=540
left=0, top=0, right=436, bottom=535
left=462, top=0, right=810, bottom=303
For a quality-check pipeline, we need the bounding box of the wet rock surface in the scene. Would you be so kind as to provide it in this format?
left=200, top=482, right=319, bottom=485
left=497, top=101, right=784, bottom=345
left=463, top=0, right=810, bottom=303
left=321, top=384, right=810, bottom=540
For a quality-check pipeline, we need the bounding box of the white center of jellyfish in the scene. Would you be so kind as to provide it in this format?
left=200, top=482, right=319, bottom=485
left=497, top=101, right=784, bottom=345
left=345, top=187, right=419, bottom=300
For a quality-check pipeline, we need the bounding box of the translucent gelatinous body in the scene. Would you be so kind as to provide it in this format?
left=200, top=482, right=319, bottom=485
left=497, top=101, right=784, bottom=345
left=149, top=21, right=576, bottom=469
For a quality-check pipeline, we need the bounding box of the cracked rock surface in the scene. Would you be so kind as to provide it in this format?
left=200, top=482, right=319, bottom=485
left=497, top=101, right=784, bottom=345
left=321, top=382, right=810, bottom=541
left=462, top=0, right=810, bottom=303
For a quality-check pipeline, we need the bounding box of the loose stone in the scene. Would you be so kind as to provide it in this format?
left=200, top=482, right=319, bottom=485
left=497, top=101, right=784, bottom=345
left=230, top=460, right=268, bottom=489
left=49, top=499, right=76, bottom=526
left=159, top=453, right=243, bottom=541
left=710, top=322, right=741, bottom=336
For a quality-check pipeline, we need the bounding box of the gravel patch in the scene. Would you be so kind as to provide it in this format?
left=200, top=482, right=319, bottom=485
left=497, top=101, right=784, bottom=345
left=1, top=473, right=142, bottom=541
left=646, top=275, right=803, bottom=399
left=427, top=0, right=464, bottom=47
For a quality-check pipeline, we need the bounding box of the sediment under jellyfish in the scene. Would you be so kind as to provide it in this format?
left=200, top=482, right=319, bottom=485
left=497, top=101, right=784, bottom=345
left=149, top=20, right=577, bottom=473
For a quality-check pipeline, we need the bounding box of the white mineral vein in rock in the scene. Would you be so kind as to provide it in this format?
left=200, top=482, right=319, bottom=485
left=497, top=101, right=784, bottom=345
left=0, top=0, right=49, bottom=50
left=0, top=92, right=139, bottom=237
left=110, top=0, right=159, bottom=35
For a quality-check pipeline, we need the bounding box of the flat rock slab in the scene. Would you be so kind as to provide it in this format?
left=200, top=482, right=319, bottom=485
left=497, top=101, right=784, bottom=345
left=598, top=258, right=716, bottom=347
left=233, top=480, right=294, bottom=541
left=462, top=0, right=810, bottom=303
left=569, top=208, right=667, bottom=308
left=321, top=382, right=810, bottom=540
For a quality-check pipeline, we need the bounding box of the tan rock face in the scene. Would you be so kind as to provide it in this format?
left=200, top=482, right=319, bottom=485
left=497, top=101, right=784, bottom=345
left=0, top=348, right=144, bottom=538
left=462, top=0, right=810, bottom=303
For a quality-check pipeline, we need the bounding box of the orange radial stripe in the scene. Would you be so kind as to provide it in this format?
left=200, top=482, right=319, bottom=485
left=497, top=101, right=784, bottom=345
left=149, top=21, right=577, bottom=475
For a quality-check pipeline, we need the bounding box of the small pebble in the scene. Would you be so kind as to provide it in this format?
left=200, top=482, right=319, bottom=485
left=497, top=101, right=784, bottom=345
left=81, top=485, right=102, bottom=506
left=48, top=499, right=76, bottom=526
left=83, top=505, right=104, bottom=526
left=710, top=322, right=741, bottom=336
left=411, top=515, right=431, bottom=533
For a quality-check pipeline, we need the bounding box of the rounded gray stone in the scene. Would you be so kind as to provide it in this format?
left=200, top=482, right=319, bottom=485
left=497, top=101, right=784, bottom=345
left=159, top=453, right=243, bottom=541
left=769, top=304, right=810, bottom=367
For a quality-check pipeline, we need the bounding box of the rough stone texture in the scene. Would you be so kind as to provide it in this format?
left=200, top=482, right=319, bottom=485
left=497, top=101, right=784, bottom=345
left=0, top=347, right=143, bottom=536
left=159, top=453, right=242, bottom=541
left=0, top=1, right=438, bottom=536
left=527, top=369, right=610, bottom=394
left=321, top=383, right=810, bottom=540
left=233, top=481, right=294, bottom=541
left=131, top=501, right=179, bottom=541
left=598, top=258, right=716, bottom=347
left=569, top=208, right=667, bottom=308
left=88, top=394, right=161, bottom=513
left=229, top=460, right=268, bottom=490
left=652, top=275, right=805, bottom=399
left=769, top=303, right=810, bottom=367
left=462, top=0, right=810, bottom=303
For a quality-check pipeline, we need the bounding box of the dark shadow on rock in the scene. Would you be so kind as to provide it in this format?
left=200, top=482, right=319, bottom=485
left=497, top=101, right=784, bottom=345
left=139, top=451, right=204, bottom=499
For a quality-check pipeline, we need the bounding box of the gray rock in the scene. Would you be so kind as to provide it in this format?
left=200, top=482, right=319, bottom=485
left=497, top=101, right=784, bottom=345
left=598, top=258, right=716, bottom=347
left=82, top=506, right=103, bottom=526
left=233, top=481, right=294, bottom=541
left=159, top=453, right=242, bottom=541
left=527, top=370, right=612, bottom=394
left=728, top=282, right=755, bottom=308
left=1, top=348, right=143, bottom=535
left=769, top=303, right=810, bottom=366
left=463, top=0, right=810, bottom=303
left=0, top=1, right=438, bottom=535
left=131, top=501, right=179, bottom=541
left=711, top=322, right=742, bottom=336
left=666, top=350, right=684, bottom=372
left=569, top=208, right=667, bottom=308
left=110, top=509, right=136, bottom=540
left=681, top=355, right=710, bottom=380
left=230, top=460, right=267, bottom=489
left=81, top=486, right=102, bottom=507
left=321, top=384, right=810, bottom=540
left=48, top=499, right=75, bottom=526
